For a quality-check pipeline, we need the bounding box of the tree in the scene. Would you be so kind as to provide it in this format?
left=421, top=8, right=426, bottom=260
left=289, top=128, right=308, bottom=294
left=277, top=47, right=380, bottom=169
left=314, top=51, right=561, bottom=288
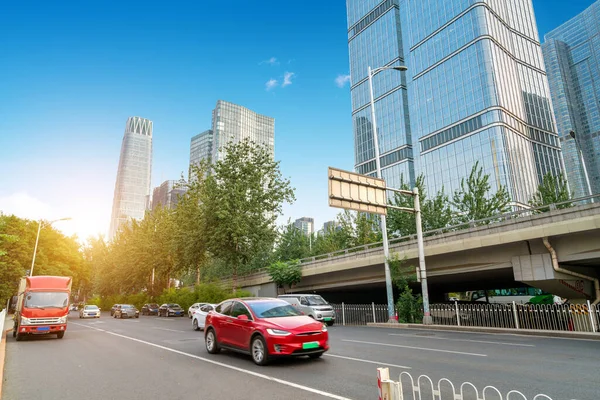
left=530, top=173, right=573, bottom=212
left=452, top=162, right=511, bottom=224
left=201, top=139, right=295, bottom=289
left=389, top=254, right=422, bottom=323
left=275, top=222, right=311, bottom=262
left=267, top=260, right=302, bottom=294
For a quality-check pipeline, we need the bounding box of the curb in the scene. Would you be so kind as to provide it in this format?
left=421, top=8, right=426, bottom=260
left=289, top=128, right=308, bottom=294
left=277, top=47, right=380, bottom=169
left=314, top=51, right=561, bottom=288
left=367, top=323, right=600, bottom=341
left=0, top=328, right=9, bottom=400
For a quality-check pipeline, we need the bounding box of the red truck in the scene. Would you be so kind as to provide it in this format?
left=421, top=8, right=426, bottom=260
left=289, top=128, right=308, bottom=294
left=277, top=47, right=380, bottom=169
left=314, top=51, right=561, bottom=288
left=12, top=276, right=72, bottom=341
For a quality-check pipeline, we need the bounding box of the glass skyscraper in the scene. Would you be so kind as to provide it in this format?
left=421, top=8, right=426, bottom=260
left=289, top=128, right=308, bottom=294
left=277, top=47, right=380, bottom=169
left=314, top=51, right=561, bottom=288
left=109, top=117, right=153, bottom=239
left=189, top=129, right=213, bottom=181
left=346, top=0, right=564, bottom=206
left=542, top=0, right=600, bottom=198
left=211, top=100, right=275, bottom=163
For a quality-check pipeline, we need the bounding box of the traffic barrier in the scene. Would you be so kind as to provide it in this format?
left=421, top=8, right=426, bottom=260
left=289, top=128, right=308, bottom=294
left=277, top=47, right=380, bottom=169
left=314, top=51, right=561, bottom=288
left=378, top=368, right=555, bottom=400
left=332, top=303, right=389, bottom=326
left=0, top=309, right=6, bottom=344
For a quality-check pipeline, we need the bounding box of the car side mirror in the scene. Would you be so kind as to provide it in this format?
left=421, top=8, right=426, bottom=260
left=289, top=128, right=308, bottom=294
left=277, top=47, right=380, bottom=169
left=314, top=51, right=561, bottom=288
left=238, top=315, right=249, bottom=321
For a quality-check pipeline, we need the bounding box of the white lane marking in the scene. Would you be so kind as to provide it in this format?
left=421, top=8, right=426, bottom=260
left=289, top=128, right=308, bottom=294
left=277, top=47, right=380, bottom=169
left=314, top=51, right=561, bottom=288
left=342, top=339, right=487, bottom=357
left=152, top=327, right=187, bottom=333
left=387, top=327, right=600, bottom=342
left=324, top=354, right=411, bottom=370
left=71, top=322, right=352, bottom=400
left=388, top=333, right=535, bottom=347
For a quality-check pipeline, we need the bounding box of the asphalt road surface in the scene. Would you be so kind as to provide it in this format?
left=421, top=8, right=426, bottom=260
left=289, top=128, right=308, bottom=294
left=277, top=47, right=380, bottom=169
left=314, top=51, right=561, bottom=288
left=2, top=311, right=599, bottom=400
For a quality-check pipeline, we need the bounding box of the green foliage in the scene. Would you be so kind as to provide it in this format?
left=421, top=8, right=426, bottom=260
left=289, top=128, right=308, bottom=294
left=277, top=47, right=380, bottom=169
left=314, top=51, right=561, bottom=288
left=452, top=161, right=511, bottom=223
left=275, top=222, right=311, bottom=262
left=267, top=261, right=302, bottom=289
left=389, top=254, right=423, bottom=324
left=529, top=173, right=573, bottom=212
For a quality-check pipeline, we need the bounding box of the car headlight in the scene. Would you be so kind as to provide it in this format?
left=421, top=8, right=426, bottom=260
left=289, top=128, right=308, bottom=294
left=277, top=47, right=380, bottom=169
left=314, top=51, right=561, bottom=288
left=57, top=316, right=68, bottom=324
left=266, top=329, right=292, bottom=336
left=20, top=316, right=31, bottom=325
left=321, top=324, right=328, bottom=332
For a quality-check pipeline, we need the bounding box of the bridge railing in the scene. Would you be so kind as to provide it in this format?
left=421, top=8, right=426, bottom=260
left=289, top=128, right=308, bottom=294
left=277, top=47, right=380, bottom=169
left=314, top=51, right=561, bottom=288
left=378, top=369, right=555, bottom=400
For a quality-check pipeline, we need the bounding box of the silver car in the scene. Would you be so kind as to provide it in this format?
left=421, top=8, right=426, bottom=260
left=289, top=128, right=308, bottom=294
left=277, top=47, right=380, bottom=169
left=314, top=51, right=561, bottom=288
left=278, top=294, right=336, bottom=326
left=114, top=304, right=139, bottom=319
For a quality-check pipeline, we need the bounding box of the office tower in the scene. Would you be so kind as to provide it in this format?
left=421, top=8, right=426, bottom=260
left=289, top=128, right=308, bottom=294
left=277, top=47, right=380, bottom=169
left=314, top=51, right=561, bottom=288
left=211, top=100, right=274, bottom=162
left=346, top=0, right=414, bottom=190
left=542, top=0, right=600, bottom=197
left=323, top=220, right=341, bottom=233
left=293, top=217, right=315, bottom=236
left=189, top=130, right=213, bottom=181
left=109, top=117, right=153, bottom=238
left=151, top=180, right=188, bottom=211
left=346, top=0, right=564, bottom=206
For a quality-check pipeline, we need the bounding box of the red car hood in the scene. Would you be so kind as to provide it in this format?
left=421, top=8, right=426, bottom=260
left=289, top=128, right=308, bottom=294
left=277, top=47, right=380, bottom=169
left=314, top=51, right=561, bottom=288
left=21, top=307, right=68, bottom=318
left=262, top=316, right=324, bottom=332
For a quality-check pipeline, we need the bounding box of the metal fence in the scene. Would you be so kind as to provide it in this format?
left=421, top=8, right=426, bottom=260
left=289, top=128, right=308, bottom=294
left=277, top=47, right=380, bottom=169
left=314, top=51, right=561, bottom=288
left=331, top=303, right=389, bottom=325
left=430, top=302, right=599, bottom=333
left=379, top=369, right=555, bottom=400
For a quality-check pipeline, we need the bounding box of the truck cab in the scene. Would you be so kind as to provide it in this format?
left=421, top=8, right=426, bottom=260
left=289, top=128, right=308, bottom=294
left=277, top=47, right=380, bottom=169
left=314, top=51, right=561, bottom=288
left=13, top=276, right=72, bottom=341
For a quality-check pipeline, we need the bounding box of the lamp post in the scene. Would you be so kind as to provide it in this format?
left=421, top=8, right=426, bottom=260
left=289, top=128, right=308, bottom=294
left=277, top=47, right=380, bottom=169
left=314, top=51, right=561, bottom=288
left=30, top=217, right=71, bottom=277
left=367, top=64, right=409, bottom=323
left=569, top=131, right=593, bottom=199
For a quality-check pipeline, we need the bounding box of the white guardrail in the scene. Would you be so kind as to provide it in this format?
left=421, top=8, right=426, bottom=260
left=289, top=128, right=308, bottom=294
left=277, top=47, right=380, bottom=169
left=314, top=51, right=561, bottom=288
left=333, top=302, right=599, bottom=333
left=378, top=368, right=555, bottom=400
left=0, top=308, right=6, bottom=343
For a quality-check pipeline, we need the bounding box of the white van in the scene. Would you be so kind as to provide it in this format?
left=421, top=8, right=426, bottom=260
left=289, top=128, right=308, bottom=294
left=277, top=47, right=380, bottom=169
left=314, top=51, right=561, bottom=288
left=277, top=294, right=336, bottom=326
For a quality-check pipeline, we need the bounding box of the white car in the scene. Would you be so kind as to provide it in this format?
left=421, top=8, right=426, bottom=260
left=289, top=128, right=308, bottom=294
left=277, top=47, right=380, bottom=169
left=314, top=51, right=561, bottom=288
left=188, top=302, right=209, bottom=318
left=192, top=304, right=215, bottom=331
left=79, top=305, right=101, bottom=319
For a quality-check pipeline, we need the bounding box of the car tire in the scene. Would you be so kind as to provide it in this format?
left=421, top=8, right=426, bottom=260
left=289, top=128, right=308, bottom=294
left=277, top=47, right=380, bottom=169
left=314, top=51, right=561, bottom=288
left=205, top=329, right=220, bottom=354
left=193, top=318, right=200, bottom=331
left=251, top=335, right=269, bottom=366
left=136, top=315, right=139, bottom=318
left=57, top=332, right=65, bottom=339
left=326, top=321, right=334, bottom=327
left=15, top=333, right=23, bottom=342
left=308, top=352, right=324, bottom=359
left=12, top=327, right=16, bottom=338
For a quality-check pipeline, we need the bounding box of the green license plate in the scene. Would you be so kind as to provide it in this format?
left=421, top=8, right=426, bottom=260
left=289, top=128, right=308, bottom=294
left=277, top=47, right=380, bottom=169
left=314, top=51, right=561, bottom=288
left=302, top=341, right=320, bottom=350
left=323, top=317, right=332, bottom=321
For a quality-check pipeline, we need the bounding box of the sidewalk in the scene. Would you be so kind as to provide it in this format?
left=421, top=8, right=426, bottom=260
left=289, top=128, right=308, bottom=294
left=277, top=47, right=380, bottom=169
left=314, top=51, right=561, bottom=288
left=367, top=322, right=600, bottom=340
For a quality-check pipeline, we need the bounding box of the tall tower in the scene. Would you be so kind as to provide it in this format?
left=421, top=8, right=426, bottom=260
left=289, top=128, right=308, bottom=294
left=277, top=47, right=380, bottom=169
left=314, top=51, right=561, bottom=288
left=543, top=0, right=600, bottom=197
left=109, top=116, right=153, bottom=239
left=211, top=100, right=274, bottom=162
left=188, top=129, right=213, bottom=181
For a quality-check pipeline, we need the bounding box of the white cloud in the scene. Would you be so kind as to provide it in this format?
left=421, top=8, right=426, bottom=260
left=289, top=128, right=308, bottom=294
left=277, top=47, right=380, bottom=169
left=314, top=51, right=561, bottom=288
left=260, top=57, right=279, bottom=66
left=335, top=74, right=351, bottom=88
left=265, top=78, right=278, bottom=91
left=282, top=71, right=295, bottom=87
left=0, top=192, right=54, bottom=221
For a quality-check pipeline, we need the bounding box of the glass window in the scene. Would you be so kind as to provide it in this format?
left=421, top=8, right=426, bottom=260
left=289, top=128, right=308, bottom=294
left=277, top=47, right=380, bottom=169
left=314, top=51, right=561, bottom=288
left=231, top=302, right=253, bottom=319
left=216, top=301, right=233, bottom=316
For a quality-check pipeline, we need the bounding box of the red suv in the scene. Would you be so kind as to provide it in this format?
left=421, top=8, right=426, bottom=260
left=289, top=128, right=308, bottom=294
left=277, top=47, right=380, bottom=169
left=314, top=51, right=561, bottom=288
left=204, top=298, right=329, bottom=365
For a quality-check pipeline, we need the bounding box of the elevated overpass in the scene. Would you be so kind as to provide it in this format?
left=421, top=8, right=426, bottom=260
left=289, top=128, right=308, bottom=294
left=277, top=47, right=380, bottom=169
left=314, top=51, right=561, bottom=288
left=238, top=199, right=600, bottom=302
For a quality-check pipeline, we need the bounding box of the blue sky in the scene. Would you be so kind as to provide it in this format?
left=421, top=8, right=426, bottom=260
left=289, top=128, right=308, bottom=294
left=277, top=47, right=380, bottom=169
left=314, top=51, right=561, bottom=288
left=0, top=0, right=596, bottom=240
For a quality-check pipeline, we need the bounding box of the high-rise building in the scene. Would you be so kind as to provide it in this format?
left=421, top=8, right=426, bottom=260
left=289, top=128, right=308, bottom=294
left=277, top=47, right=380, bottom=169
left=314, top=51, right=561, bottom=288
left=323, top=220, right=341, bottom=233
left=151, top=180, right=188, bottom=211
left=211, top=100, right=274, bottom=162
left=293, top=217, right=315, bottom=236
left=109, top=117, right=153, bottom=238
left=542, top=0, right=600, bottom=198
left=189, top=130, right=213, bottom=181
left=346, top=0, right=564, bottom=206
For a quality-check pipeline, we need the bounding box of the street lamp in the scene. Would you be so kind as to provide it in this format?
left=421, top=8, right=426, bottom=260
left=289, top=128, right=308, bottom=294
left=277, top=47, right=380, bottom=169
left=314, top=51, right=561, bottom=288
left=30, top=217, right=72, bottom=277
left=569, top=131, right=593, bottom=198
left=367, top=64, right=415, bottom=323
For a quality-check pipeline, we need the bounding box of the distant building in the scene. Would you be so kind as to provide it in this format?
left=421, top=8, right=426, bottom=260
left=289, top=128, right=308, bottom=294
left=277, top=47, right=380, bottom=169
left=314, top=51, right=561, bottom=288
left=109, top=116, right=153, bottom=239
left=211, top=100, right=274, bottom=162
left=293, top=217, right=314, bottom=236
left=151, top=180, right=188, bottom=211
left=542, top=0, right=600, bottom=197
left=189, top=129, right=213, bottom=181
left=322, top=220, right=341, bottom=234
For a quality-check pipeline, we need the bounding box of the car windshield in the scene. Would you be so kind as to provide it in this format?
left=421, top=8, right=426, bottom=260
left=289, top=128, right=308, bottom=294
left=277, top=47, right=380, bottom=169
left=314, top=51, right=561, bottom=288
left=247, top=301, right=303, bottom=318
left=24, top=292, right=69, bottom=309
left=122, top=305, right=134, bottom=309
left=306, top=295, right=328, bottom=306
left=149, top=304, right=158, bottom=308
left=168, top=304, right=181, bottom=308
left=84, top=305, right=99, bottom=310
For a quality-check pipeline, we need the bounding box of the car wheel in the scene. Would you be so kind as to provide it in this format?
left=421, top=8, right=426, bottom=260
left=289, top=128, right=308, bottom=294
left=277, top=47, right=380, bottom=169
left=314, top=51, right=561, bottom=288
left=12, top=322, right=17, bottom=338
left=15, top=333, right=23, bottom=342
left=309, top=352, right=324, bottom=359
left=205, top=329, right=220, bottom=354
left=57, top=332, right=65, bottom=339
left=136, top=315, right=139, bottom=318
left=251, top=335, right=269, bottom=366
left=326, top=321, right=334, bottom=327
left=193, top=318, right=200, bottom=331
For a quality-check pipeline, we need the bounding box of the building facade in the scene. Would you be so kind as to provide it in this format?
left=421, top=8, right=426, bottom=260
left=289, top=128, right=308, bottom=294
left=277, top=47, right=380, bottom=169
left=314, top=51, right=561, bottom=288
left=293, top=217, right=315, bottom=236
left=211, top=100, right=274, bottom=162
left=189, top=129, right=213, bottom=181
left=151, top=180, right=188, bottom=211
left=109, top=117, right=153, bottom=238
left=346, top=0, right=564, bottom=206
left=542, top=0, right=600, bottom=197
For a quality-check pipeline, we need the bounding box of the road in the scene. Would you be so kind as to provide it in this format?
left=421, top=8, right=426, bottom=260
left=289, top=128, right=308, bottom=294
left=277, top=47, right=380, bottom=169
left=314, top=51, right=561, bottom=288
left=2, top=312, right=599, bottom=400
